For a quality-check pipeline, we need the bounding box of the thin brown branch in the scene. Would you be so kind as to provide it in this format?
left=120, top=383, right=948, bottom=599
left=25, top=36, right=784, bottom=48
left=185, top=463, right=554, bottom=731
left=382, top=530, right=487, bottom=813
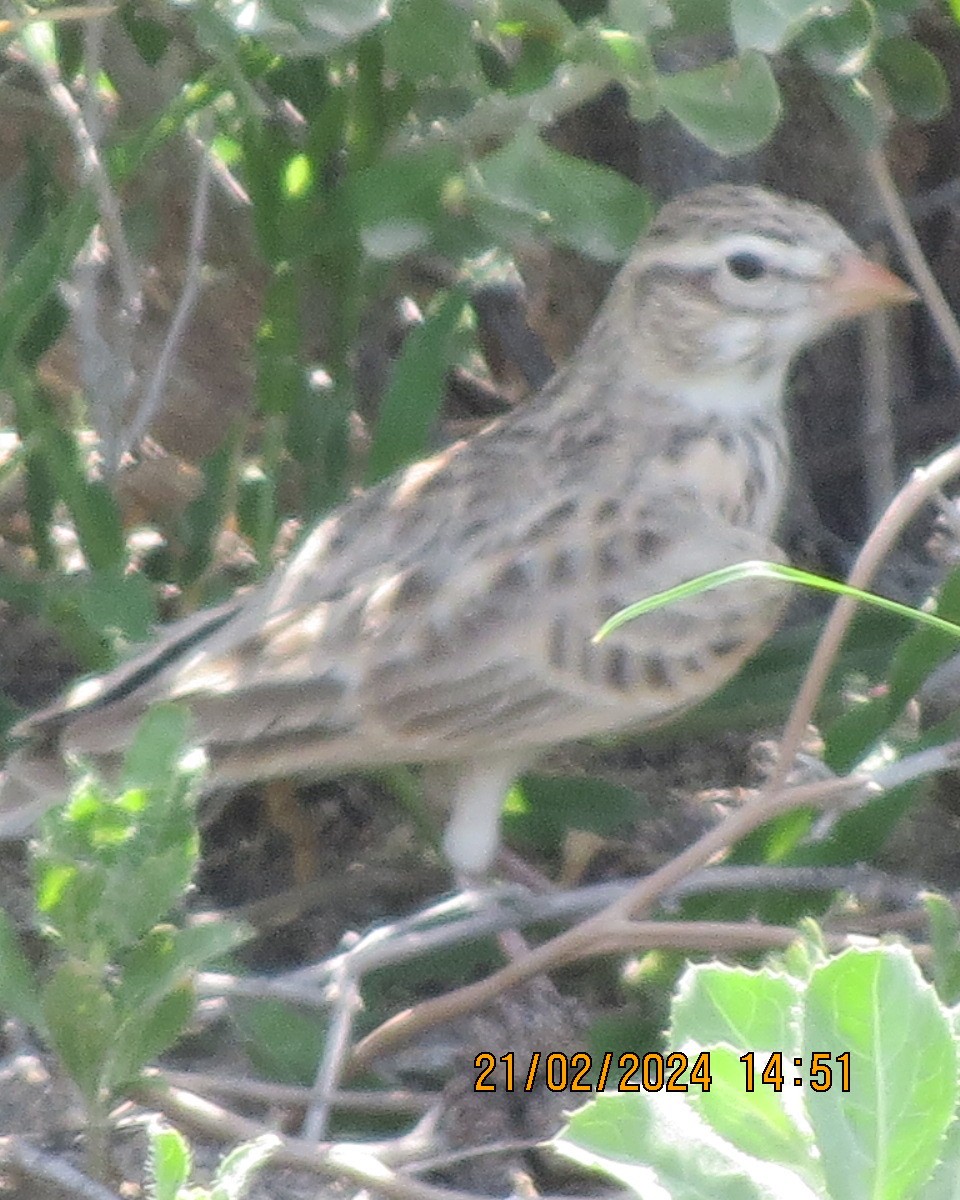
left=771, top=440, right=960, bottom=789
left=129, top=1080, right=519, bottom=1200
left=865, top=149, right=960, bottom=378
left=0, top=1137, right=122, bottom=1200
left=349, top=774, right=864, bottom=1073
left=771, top=148, right=960, bottom=787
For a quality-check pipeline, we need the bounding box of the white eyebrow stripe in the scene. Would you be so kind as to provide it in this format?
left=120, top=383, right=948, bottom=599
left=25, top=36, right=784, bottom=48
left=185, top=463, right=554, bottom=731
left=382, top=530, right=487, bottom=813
left=638, top=233, right=830, bottom=279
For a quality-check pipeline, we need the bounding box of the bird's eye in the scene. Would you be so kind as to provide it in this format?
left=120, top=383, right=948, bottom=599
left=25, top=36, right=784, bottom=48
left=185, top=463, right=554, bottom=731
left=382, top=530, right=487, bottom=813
left=725, top=251, right=767, bottom=281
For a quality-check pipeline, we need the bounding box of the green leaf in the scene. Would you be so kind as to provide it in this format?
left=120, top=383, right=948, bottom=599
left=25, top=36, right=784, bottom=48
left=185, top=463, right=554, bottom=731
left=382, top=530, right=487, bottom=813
left=555, top=1090, right=802, bottom=1198
left=209, top=1135, right=281, bottom=1200
left=147, top=1123, right=192, bottom=1200
left=121, top=704, right=193, bottom=798
left=588, top=29, right=660, bottom=122
left=690, top=1045, right=818, bottom=1181
left=670, top=963, right=801, bottom=1052
left=803, top=946, right=957, bottom=1200
left=212, top=0, right=389, bottom=56
left=504, top=773, right=645, bottom=859
left=874, top=36, right=949, bottom=122
left=825, top=566, right=960, bottom=773
left=0, top=908, right=44, bottom=1031
left=345, top=145, right=462, bottom=262
left=108, top=983, right=194, bottom=1087
left=665, top=0, right=730, bottom=36
left=71, top=570, right=157, bottom=652
left=799, top=0, right=876, bottom=77
left=35, top=852, right=108, bottom=957
left=925, top=892, right=960, bottom=1006
left=384, top=0, right=478, bottom=84
left=732, top=0, right=848, bottom=54
left=43, top=961, right=116, bottom=1104
left=7, top=378, right=126, bottom=574
left=821, top=74, right=887, bottom=147
left=100, top=842, right=199, bottom=948
left=120, top=2, right=173, bottom=65
left=116, top=922, right=249, bottom=1016
left=470, top=128, right=652, bottom=261
left=231, top=998, right=325, bottom=1085
left=659, top=52, right=782, bottom=155
left=494, top=0, right=577, bottom=41
left=365, top=288, right=468, bottom=484
left=178, top=426, right=244, bottom=589
left=924, top=1113, right=960, bottom=1200
left=608, top=0, right=673, bottom=38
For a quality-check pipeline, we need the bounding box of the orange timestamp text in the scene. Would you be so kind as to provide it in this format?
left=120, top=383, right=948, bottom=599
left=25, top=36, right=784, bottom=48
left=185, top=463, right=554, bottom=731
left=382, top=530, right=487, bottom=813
left=473, top=1050, right=851, bottom=1093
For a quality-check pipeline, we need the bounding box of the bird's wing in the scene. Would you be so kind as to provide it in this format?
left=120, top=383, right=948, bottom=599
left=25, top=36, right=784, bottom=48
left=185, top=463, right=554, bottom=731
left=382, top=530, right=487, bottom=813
left=45, top=491, right=786, bottom=780
left=0, top=402, right=785, bottom=819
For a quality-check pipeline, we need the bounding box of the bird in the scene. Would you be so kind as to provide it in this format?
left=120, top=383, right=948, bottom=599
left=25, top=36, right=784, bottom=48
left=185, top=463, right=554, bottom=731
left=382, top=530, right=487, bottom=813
left=0, top=185, right=916, bottom=877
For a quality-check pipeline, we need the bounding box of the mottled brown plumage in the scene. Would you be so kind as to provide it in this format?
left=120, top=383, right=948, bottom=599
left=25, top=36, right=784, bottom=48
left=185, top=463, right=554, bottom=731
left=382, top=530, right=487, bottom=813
left=0, top=186, right=915, bottom=874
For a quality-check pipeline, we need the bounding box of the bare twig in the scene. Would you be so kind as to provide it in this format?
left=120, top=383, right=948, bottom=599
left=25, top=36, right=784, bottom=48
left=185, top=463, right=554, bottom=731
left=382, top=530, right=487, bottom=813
left=348, top=774, right=865, bottom=1072
left=129, top=1079, right=516, bottom=1200
left=343, top=734, right=960, bottom=1072
left=770, top=149, right=960, bottom=786
left=301, top=965, right=363, bottom=1142
left=772, top=440, right=960, bottom=790
left=865, top=149, right=960, bottom=379
left=119, top=134, right=215, bottom=457
left=156, top=1069, right=436, bottom=1113
left=861, top=243, right=898, bottom=522
left=16, top=17, right=141, bottom=320
left=0, top=1137, right=122, bottom=1200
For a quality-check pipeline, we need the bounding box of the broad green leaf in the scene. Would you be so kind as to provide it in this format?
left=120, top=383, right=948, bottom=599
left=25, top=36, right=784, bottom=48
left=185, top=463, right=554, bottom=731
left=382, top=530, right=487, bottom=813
left=121, top=704, right=193, bottom=797
left=659, top=52, right=782, bottom=155
left=690, top=1045, right=818, bottom=1180
left=666, top=0, right=730, bottom=36
left=116, top=922, right=249, bottom=1015
left=35, top=855, right=108, bottom=956
left=799, top=0, right=876, bottom=77
left=608, top=0, right=673, bottom=38
left=803, top=946, right=956, bottom=1200
left=504, top=773, right=646, bottom=859
left=874, top=36, right=949, bottom=122
left=671, top=963, right=801, bottom=1052
left=821, top=73, right=887, bottom=146
left=470, top=128, right=652, bottom=261
left=494, top=0, right=577, bottom=41
left=365, top=288, right=468, bottom=484
left=71, top=570, right=157, bottom=651
left=556, top=1091, right=817, bottom=1199
left=344, top=145, right=461, bottom=262
left=120, top=2, right=173, bottom=64
left=590, top=29, right=660, bottom=122
left=231, top=998, right=326, bottom=1085
left=108, top=983, right=194, bottom=1086
left=732, top=0, right=849, bottom=54
left=43, top=961, right=115, bottom=1103
left=384, top=0, right=478, bottom=84
left=100, top=842, right=199, bottom=948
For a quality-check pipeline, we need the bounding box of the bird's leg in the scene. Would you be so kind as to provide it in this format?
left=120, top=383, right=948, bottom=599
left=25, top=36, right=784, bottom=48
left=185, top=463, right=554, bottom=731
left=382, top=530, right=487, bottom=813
left=440, top=754, right=531, bottom=881
left=264, top=778, right=319, bottom=885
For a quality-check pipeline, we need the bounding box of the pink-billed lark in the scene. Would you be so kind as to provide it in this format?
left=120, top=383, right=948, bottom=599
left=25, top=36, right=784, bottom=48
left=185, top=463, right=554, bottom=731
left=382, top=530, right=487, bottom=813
left=0, top=185, right=915, bottom=876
